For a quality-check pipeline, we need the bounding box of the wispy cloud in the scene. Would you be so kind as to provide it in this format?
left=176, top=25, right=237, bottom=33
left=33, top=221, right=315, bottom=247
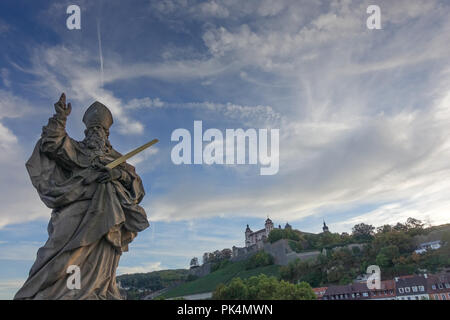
left=117, top=261, right=163, bottom=275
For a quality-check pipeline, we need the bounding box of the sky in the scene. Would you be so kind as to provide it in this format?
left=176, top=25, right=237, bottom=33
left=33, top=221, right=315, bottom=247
left=0, top=0, right=450, bottom=299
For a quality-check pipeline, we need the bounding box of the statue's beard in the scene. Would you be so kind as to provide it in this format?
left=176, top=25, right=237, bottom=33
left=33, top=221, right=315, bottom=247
left=84, top=132, right=107, bottom=151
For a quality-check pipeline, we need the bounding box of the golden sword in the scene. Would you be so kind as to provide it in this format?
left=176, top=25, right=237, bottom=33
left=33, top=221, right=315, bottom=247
left=105, top=139, right=159, bottom=169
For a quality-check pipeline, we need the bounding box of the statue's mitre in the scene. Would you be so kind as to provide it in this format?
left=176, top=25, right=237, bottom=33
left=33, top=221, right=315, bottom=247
left=82, top=101, right=113, bottom=130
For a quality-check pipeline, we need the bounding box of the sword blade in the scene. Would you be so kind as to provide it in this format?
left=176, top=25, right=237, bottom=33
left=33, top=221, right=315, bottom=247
left=105, top=139, right=159, bottom=169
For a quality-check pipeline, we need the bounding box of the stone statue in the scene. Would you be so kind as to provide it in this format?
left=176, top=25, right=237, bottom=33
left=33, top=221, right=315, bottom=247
left=14, top=93, right=149, bottom=300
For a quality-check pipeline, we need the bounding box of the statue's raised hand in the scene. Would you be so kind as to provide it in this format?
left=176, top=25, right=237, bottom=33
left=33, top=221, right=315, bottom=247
left=54, top=93, right=72, bottom=118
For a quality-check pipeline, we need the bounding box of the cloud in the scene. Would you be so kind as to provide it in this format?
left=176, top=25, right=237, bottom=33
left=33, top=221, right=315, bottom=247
left=141, top=0, right=450, bottom=228
left=117, top=261, right=163, bottom=275
left=3, top=0, right=450, bottom=232
left=20, top=46, right=145, bottom=135
left=0, top=90, right=48, bottom=228
left=0, top=242, right=41, bottom=261
left=0, top=279, right=25, bottom=300
left=1, top=68, right=11, bottom=88
left=0, top=19, right=9, bottom=34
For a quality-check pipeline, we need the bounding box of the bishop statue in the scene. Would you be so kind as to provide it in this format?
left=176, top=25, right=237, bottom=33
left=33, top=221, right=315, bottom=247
left=14, top=93, right=150, bottom=299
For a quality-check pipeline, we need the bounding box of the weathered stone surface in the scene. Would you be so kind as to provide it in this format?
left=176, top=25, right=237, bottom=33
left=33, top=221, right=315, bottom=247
left=14, top=93, right=149, bottom=300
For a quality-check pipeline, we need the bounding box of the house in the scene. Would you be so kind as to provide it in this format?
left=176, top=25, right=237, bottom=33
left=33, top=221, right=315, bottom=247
left=322, top=280, right=395, bottom=300
left=322, top=282, right=371, bottom=300
left=312, top=287, right=328, bottom=300
left=415, top=241, right=441, bottom=254
left=427, top=273, right=450, bottom=300
left=395, top=274, right=429, bottom=300
left=369, top=280, right=396, bottom=300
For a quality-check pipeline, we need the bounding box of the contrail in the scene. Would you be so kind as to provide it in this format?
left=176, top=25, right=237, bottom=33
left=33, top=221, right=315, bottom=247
left=97, top=19, right=104, bottom=87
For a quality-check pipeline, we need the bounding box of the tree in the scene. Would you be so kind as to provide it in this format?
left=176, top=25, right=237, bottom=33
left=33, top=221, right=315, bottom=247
left=275, top=281, right=316, bottom=300
left=379, top=245, right=400, bottom=265
left=221, top=248, right=232, bottom=260
left=213, top=278, right=248, bottom=300
left=373, top=231, right=414, bottom=254
left=245, top=251, right=274, bottom=270
left=393, top=222, right=408, bottom=232
left=268, top=229, right=284, bottom=243
left=352, top=223, right=375, bottom=241
left=202, top=252, right=209, bottom=264
left=376, top=253, right=390, bottom=268
left=405, top=217, right=424, bottom=230
left=213, top=274, right=316, bottom=300
left=377, top=224, right=392, bottom=234
left=405, top=218, right=425, bottom=235
left=190, top=257, right=199, bottom=268
left=318, top=232, right=341, bottom=248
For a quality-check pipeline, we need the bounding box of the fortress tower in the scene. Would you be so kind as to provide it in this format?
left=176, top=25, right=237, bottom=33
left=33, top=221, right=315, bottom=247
left=245, top=217, right=274, bottom=248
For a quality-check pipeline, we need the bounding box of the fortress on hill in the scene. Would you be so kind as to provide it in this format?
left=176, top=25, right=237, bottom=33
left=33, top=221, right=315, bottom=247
left=190, top=218, right=343, bottom=278
left=229, top=217, right=332, bottom=265
left=244, top=217, right=330, bottom=248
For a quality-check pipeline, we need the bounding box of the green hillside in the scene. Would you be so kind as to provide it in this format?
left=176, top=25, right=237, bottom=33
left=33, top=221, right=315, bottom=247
left=161, top=260, right=281, bottom=299
left=117, top=269, right=189, bottom=291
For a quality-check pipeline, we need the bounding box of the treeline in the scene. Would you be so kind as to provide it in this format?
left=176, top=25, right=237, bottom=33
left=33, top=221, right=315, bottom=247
left=279, top=218, right=450, bottom=287
left=117, top=269, right=189, bottom=291
left=211, top=250, right=275, bottom=272
left=202, top=248, right=232, bottom=264
left=212, top=274, right=316, bottom=300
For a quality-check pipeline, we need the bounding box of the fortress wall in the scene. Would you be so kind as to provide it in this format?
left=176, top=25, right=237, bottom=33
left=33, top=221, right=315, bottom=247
left=233, top=239, right=322, bottom=266
left=189, top=262, right=211, bottom=277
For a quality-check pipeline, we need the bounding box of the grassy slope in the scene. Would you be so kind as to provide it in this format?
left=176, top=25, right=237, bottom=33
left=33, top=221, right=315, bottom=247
left=117, top=269, right=189, bottom=290
left=162, top=261, right=281, bottom=298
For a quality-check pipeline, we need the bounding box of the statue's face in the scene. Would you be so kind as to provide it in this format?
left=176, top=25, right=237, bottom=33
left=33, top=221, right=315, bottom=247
left=84, top=125, right=108, bottom=150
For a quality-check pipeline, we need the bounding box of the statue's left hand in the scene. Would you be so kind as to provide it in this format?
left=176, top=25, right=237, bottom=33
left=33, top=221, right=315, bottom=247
left=96, top=166, right=122, bottom=184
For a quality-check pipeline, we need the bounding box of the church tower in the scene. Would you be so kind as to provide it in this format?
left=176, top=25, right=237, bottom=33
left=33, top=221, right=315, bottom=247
left=245, top=224, right=252, bottom=247
left=323, top=220, right=329, bottom=233
left=265, top=217, right=274, bottom=236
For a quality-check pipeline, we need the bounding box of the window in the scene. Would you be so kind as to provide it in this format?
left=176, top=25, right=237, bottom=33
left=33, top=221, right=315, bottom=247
left=415, top=296, right=419, bottom=300
left=352, top=293, right=355, bottom=298
left=442, top=294, right=446, bottom=300
left=405, top=287, right=411, bottom=293
left=412, top=286, right=418, bottom=292
left=434, top=294, right=439, bottom=300
left=399, top=288, right=404, bottom=293
left=438, top=284, right=443, bottom=289
left=432, top=285, right=436, bottom=290
left=363, top=292, right=369, bottom=297
left=419, top=286, right=425, bottom=292
left=445, top=283, right=450, bottom=289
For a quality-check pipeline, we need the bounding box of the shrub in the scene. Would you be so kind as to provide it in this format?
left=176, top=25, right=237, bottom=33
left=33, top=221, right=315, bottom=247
left=245, top=251, right=274, bottom=270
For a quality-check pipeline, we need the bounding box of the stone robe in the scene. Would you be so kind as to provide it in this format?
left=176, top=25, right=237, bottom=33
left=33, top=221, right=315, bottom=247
left=14, top=113, right=149, bottom=300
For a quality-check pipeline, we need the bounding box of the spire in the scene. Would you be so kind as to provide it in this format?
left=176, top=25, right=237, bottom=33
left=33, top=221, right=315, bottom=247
left=323, top=220, right=329, bottom=232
